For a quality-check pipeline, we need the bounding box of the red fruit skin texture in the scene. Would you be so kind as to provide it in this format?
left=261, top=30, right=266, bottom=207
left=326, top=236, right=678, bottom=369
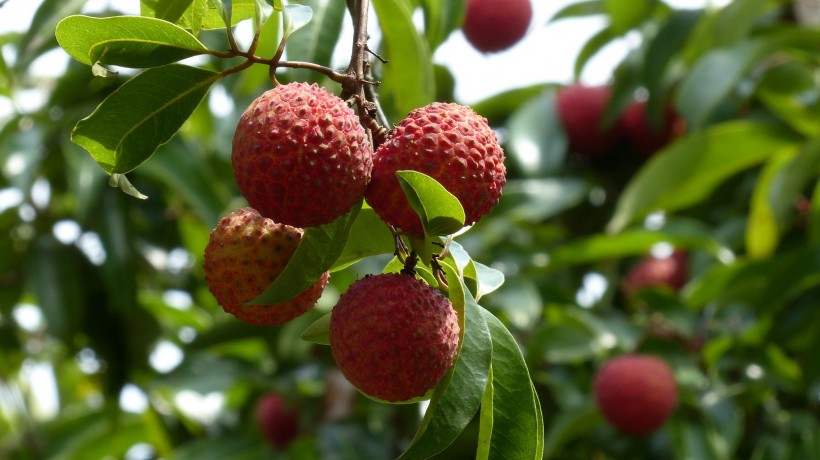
left=594, top=354, right=678, bottom=435
left=365, top=102, right=506, bottom=236
left=463, top=0, right=533, bottom=52
left=256, top=393, right=300, bottom=450
left=203, top=207, right=329, bottom=326
left=556, top=85, right=623, bottom=157
left=623, top=251, right=688, bottom=297
left=329, top=274, right=460, bottom=402
left=232, top=82, right=373, bottom=228
left=620, top=100, right=686, bottom=157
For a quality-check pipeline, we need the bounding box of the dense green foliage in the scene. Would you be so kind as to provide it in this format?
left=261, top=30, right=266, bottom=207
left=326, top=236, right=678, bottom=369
left=1, top=0, right=819, bottom=458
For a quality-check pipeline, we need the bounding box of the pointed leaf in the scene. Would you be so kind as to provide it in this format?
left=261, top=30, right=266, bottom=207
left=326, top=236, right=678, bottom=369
left=301, top=312, right=331, bottom=345
left=397, top=170, right=466, bottom=236
left=607, top=121, right=801, bottom=233
left=331, top=205, right=395, bottom=271
left=283, top=4, right=314, bottom=35
left=399, top=262, right=492, bottom=459
left=251, top=201, right=362, bottom=305
left=285, top=0, right=345, bottom=83
left=109, top=174, right=148, bottom=200
left=72, top=64, right=220, bottom=174
left=56, top=15, right=209, bottom=68
left=141, top=0, right=257, bottom=32
left=479, top=307, right=543, bottom=459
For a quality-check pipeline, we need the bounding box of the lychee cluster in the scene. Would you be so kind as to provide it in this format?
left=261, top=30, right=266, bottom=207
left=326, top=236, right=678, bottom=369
left=555, top=84, right=685, bottom=159
left=593, top=354, right=678, bottom=435
left=203, top=207, right=329, bottom=325
left=329, top=273, right=460, bottom=402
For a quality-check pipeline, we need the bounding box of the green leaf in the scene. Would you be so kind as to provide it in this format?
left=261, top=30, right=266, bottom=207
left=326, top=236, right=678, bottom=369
left=372, top=0, right=435, bottom=117
left=420, top=0, right=465, bottom=51
left=251, top=201, right=362, bottom=305
left=139, top=0, right=194, bottom=24
left=397, top=170, right=466, bottom=236
left=55, top=15, right=209, bottom=68
left=141, top=0, right=257, bottom=33
left=711, top=0, right=774, bottom=48
left=399, top=262, right=492, bottom=459
left=478, top=308, right=543, bottom=459
left=747, top=149, right=796, bottom=259
left=604, top=0, right=654, bottom=35
left=286, top=0, right=345, bottom=84
left=499, top=178, right=589, bottom=223
left=549, top=0, right=605, bottom=22
left=331, top=205, right=395, bottom=271
left=506, top=92, right=567, bottom=177
left=757, top=89, right=820, bottom=138
left=283, top=3, right=314, bottom=35
left=72, top=64, right=220, bottom=174
left=301, top=312, right=331, bottom=345
left=644, top=10, right=701, bottom=95
left=542, top=404, right=602, bottom=459
left=607, top=121, right=801, bottom=233
left=472, top=84, right=554, bottom=126
left=471, top=261, right=504, bottom=300
left=108, top=173, right=148, bottom=200
left=574, top=26, right=617, bottom=78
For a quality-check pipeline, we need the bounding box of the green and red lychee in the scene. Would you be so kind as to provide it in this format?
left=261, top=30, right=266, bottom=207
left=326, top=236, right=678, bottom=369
left=620, top=99, right=686, bottom=157
left=365, top=102, right=506, bottom=236
left=255, top=392, right=300, bottom=450
left=463, top=0, right=533, bottom=53
left=329, top=273, right=460, bottom=402
left=203, top=207, right=329, bottom=326
left=232, top=82, right=372, bottom=228
left=623, top=250, right=688, bottom=297
left=594, top=354, right=678, bottom=435
left=555, top=84, right=623, bottom=157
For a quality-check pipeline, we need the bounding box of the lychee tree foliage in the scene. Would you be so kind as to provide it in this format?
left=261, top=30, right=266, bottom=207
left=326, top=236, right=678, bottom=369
left=52, top=0, right=542, bottom=459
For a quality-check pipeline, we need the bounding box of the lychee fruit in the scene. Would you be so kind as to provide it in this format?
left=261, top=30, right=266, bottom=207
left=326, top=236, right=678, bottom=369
left=593, top=354, right=678, bottom=435
left=329, top=273, right=460, bottom=402
left=620, top=99, right=686, bottom=157
left=623, top=250, right=688, bottom=297
left=256, top=392, right=300, bottom=450
left=463, top=0, right=533, bottom=53
left=203, top=207, right=329, bottom=325
left=555, top=84, right=623, bottom=157
left=232, top=82, right=373, bottom=228
left=365, top=102, right=506, bottom=236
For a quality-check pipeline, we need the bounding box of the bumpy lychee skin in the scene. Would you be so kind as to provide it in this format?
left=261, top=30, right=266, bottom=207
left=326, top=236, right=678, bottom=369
left=232, top=82, right=372, bottom=228
left=556, top=84, right=623, bottom=156
left=329, top=273, right=460, bottom=402
left=620, top=100, right=686, bottom=157
left=594, top=354, right=678, bottom=435
left=203, top=207, right=329, bottom=325
left=365, top=102, right=506, bottom=236
left=623, top=251, right=688, bottom=297
left=256, top=392, right=300, bottom=450
left=463, top=0, right=533, bottom=53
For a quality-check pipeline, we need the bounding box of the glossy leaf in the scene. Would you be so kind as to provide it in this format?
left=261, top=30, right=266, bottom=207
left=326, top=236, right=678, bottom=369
left=397, top=170, right=466, bottom=236
left=56, top=16, right=209, bottom=68
left=301, top=312, right=331, bottom=345
left=286, top=0, right=345, bottom=83
left=372, top=0, right=435, bottom=117
left=399, top=263, right=492, bottom=459
left=72, top=64, right=220, bottom=174
left=141, top=0, right=257, bottom=33
left=607, top=121, right=801, bottom=233
left=478, top=308, right=543, bottom=459
left=251, top=200, right=362, bottom=304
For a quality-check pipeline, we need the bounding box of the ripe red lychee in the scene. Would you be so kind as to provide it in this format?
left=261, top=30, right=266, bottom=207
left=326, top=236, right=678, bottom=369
left=256, top=392, right=300, bottom=450
left=463, top=0, right=533, bottom=53
left=623, top=251, right=688, bottom=297
left=594, top=354, right=678, bottom=435
left=232, top=82, right=373, bottom=228
left=203, top=207, right=329, bottom=326
left=555, top=84, right=623, bottom=157
left=329, top=273, right=460, bottom=402
left=620, top=99, right=686, bottom=157
left=365, top=102, right=506, bottom=236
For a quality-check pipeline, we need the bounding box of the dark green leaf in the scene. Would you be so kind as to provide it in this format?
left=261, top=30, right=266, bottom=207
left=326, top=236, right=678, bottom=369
left=499, top=178, right=589, bottom=223
left=399, top=262, right=492, bottom=459
left=757, top=90, right=820, bottom=138
left=331, top=205, right=395, bottom=271
left=397, top=170, right=466, bottom=236
left=251, top=201, right=362, bottom=304
left=542, top=404, right=602, bottom=459
left=607, top=121, right=801, bottom=233
left=574, top=26, right=617, bottom=78
left=644, top=10, right=701, bottom=94
left=549, top=0, right=605, bottom=22
left=711, top=0, right=774, bottom=48
left=478, top=308, right=543, bottom=459
left=506, top=92, right=567, bottom=177
left=420, top=0, right=465, bottom=51
left=286, top=0, right=346, bottom=83
left=72, top=64, right=220, bottom=174
left=372, top=0, right=435, bottom=117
